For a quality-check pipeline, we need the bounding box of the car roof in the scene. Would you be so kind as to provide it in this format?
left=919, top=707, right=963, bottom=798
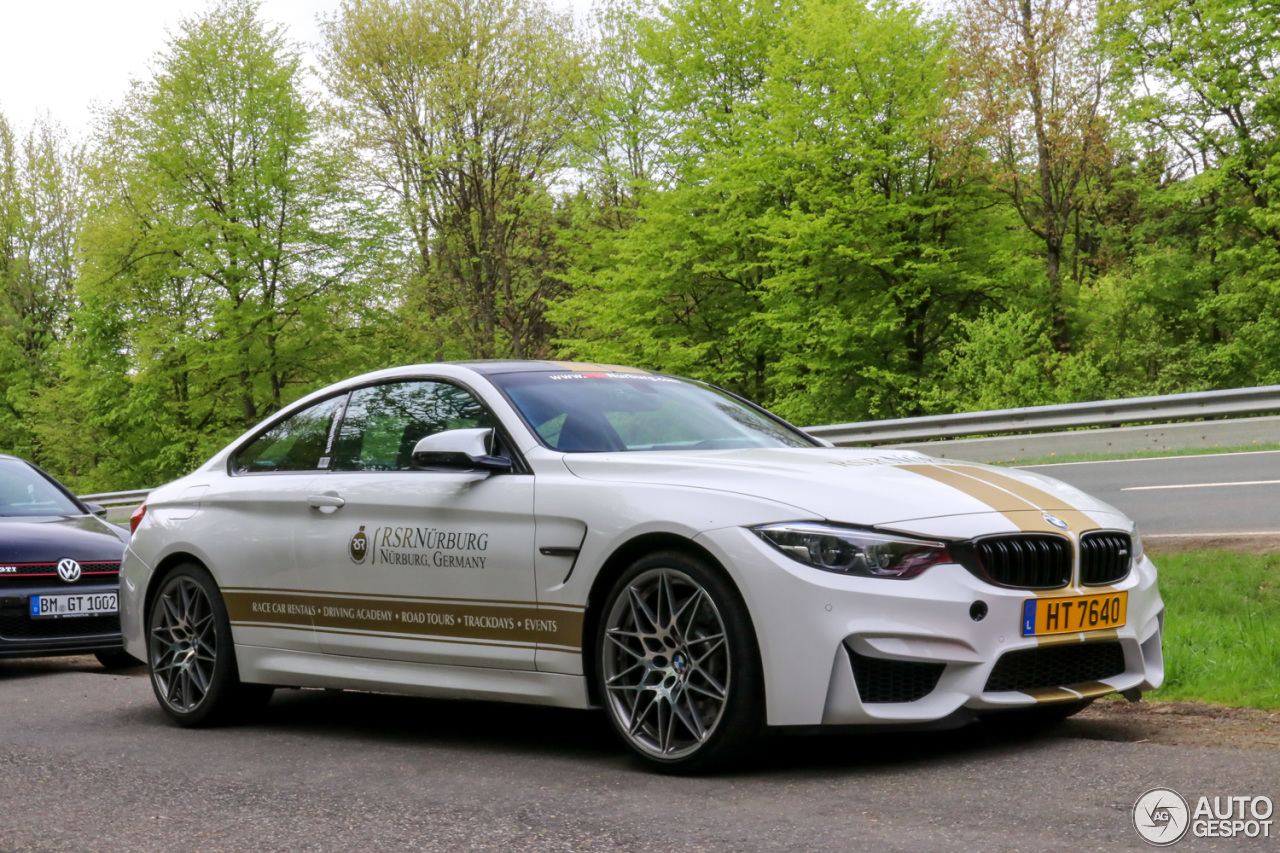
left=447, top=360, right=659, bottom=377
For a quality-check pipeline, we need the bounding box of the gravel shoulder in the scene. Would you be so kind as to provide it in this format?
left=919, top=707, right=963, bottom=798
left=1068, top=697, right=1280, bottom=751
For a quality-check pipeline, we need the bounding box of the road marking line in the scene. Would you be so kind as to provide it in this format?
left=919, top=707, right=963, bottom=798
left=1144, top=531, right=1280, bottom=538
left=1121, top=479, right=1280, bottom=491
left=1021, top=449, right=1280, bottom=468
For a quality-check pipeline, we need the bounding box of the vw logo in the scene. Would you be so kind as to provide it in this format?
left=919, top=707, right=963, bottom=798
left=57, top=558, right=82, bottom=583
left=1043, top=513, right=1070, bottom=531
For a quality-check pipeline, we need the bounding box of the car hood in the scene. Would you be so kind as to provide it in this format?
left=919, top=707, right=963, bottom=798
left=0, top=514, right=130, bottom=564
left=562, top=447, right=1127, bottom=534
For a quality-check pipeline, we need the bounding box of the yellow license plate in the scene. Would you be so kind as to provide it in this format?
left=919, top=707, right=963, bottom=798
left=1021, top=591, right=1127, bottom=637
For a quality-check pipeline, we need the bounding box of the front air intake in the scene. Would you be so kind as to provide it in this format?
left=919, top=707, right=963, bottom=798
left=984, top=642, right=1126, bottom=693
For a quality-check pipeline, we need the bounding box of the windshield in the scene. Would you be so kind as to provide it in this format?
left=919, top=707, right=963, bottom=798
left=489, top=370, right=817, bottom=452
left=0, top=459, right=82, bottom=517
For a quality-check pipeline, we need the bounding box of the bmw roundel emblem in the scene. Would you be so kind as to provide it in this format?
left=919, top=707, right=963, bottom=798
left=1043, top=513, right=1070, bottom=531
left=57, top=558, right=82, bottom=582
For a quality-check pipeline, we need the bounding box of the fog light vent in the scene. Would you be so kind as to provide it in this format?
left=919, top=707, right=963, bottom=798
left=846, top=645, right=946, bottom=704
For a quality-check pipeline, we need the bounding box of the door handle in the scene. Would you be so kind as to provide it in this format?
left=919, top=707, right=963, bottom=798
left=307, top=493, right=346, bottom=513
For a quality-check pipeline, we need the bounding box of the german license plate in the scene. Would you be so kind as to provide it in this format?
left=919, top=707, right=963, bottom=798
left=1021, top=591, right=1127, bottom=637
left=29, top=593, right=118, bottom=619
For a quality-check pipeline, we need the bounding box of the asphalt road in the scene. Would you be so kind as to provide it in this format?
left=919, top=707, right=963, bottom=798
left=2, top=656, right=1276, bottom=853
left=1021, top=450, right=1280, bottom=536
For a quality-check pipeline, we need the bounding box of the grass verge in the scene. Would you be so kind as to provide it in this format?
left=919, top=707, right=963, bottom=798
left=985, top=442, right=1280, bottom=467
left=1147, top=548, right=1280, bottom=709
left=989, top=442, right=1280, bottom=467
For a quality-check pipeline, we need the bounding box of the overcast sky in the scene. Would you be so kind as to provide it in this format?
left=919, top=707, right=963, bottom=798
left=0, top=0, right=589, bottom=139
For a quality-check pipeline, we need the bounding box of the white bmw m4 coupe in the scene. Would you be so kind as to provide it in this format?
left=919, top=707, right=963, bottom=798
left=120, top=361, right=1164, bottom=772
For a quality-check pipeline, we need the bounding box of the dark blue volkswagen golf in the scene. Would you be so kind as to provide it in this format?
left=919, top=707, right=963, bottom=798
left=0, top=454, right=135, bottom=667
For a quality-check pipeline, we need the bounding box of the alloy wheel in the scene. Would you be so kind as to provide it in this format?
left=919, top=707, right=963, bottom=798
left=601, top=568, right=731, bottom=760
left=149, top=576, right=219, bottom=714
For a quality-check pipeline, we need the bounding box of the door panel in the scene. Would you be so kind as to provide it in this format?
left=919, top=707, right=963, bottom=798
left=293, top=379, right=542, bottom=669
left=297, top=471, right=539, bottom=668
left=208, top=393, right=349, bottom=653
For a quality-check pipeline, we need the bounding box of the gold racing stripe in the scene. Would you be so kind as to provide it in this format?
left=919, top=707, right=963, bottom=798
left=1033, top=628, right=1121, bottom=647
left=1022, top=686, right=1082, bottom=703
left=223, top=590, right=584, bottom=650
left=1071, top=681, right=1121, bottom=699
left=949, top=466, right=1099, bottom=535
left=897, top=465, right=1059, bottom=533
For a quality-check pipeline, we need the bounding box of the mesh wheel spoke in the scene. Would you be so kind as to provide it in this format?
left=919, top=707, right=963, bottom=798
left=605, top=631, right=647, bottom=661
left=149, top=574, right=220, bottom=716
left=602, top=566, right=731, bottom=761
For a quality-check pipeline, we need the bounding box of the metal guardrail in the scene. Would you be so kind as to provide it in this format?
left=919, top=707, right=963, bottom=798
left=81, top=488, right=151, bottom=506
left=79, top=385, right=1280, bottom=499
left=804, top=385, right=1280, bottom=446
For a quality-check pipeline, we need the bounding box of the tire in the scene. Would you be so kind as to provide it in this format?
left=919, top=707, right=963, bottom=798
left=595, top=551, right=764, bottom=774
left=146, top=563, right=273, bottom=727
left=95, top=649, right=142, bottom=670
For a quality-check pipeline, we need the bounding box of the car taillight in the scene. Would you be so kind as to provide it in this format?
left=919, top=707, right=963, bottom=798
left=130, top=503, right=147, bottom=535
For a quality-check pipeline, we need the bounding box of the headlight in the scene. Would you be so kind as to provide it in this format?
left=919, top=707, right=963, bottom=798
left=753, top=522, right=951, bottom=579
left=1131, top=526, right=1144, bottom=565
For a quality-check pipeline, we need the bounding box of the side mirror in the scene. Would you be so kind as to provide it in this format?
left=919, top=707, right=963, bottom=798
left=84, top=503, right=108, bottom=518
left=411, top=428, right=512, bottom=473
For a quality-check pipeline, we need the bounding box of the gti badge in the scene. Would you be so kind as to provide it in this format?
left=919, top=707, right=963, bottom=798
left=57, top=558, right=82, bottom=582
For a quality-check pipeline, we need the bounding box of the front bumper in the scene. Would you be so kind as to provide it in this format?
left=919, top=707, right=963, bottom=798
left=0, top=583, right=123, bottom=659
left=695, top=527, right=1165, bottom=727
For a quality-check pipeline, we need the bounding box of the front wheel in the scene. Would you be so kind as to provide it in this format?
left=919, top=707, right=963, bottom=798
left=147, top=563, right=273, bottom=726
left=596, top=551, right=763, bottom=773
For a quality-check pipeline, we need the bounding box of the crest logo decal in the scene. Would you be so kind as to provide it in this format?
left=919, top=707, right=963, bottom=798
left=349, top=526, right=369, bottom=564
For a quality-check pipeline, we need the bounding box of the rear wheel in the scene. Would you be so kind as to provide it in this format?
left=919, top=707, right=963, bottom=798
left=596, top=551, right=763, bottom=773
left=147, top=563, right=273, bottom=726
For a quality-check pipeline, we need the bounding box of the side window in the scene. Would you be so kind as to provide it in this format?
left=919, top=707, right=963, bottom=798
left=332, top=381, right=494, bottom=472
left=232, top=396, right=343, bottom=474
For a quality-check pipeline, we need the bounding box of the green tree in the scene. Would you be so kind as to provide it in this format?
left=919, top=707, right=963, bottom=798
left=556, top=0, right=1023, bottom=423
left=319, top=0, right=588, bottom=360
left=0, top=113, right=82, bottom=462
left=926, top=307, right=1103, bottom=411
left=954, top=0, right=1115, bottom=351
left=1100, top=0, right=1280, bottom=388
left=41, top=0, right=388, bottom=488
